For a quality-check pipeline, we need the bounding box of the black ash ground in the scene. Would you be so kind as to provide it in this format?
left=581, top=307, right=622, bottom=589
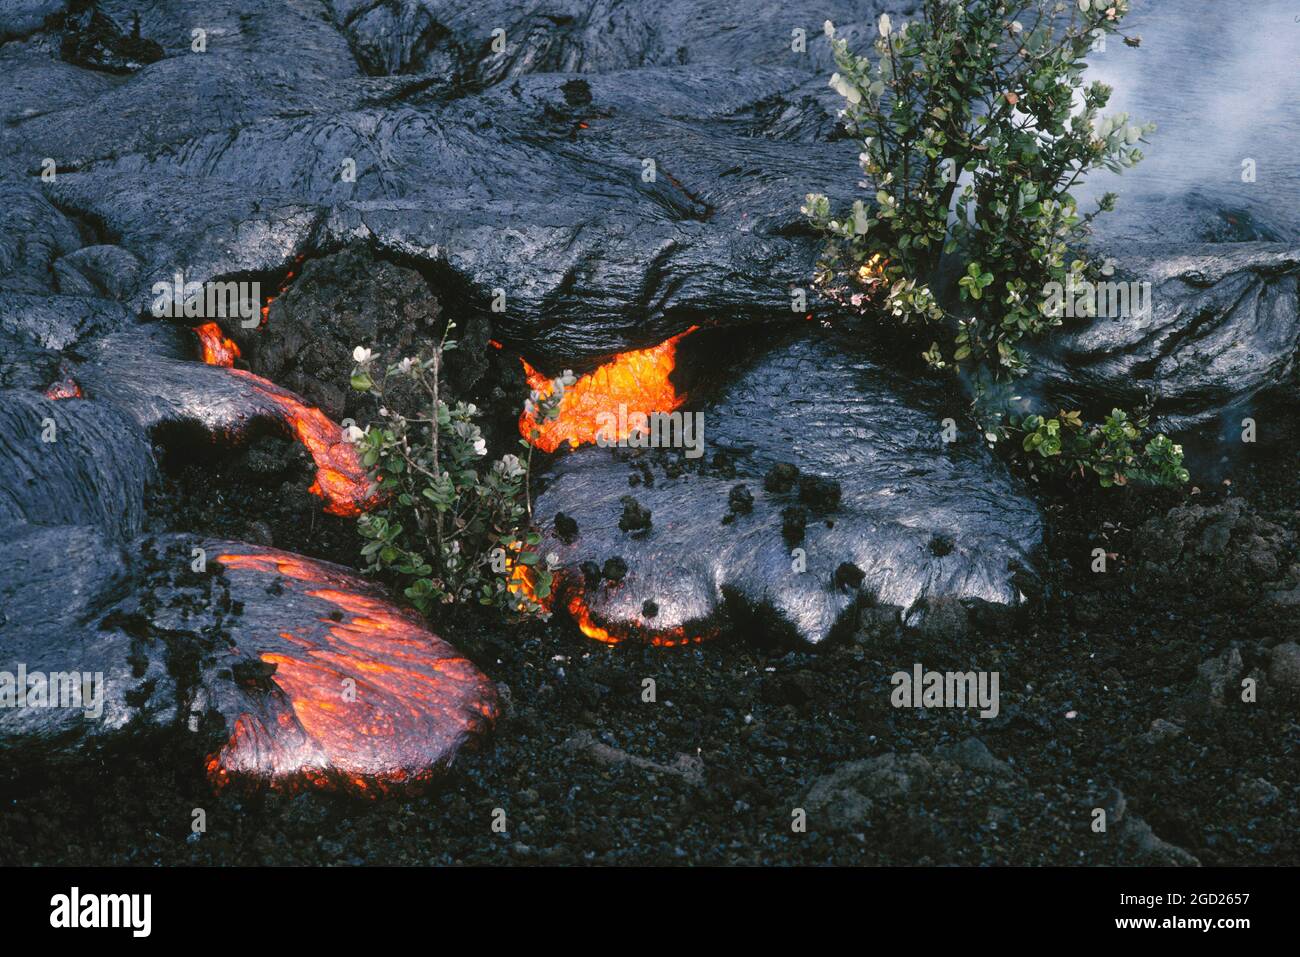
left=1, top=442, right=1295, bottom=866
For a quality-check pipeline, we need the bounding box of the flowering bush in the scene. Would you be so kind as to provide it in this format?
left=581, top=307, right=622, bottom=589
left=347, top=325, right=574, bottom=616
left=805, top=0, right=1187, bottom=487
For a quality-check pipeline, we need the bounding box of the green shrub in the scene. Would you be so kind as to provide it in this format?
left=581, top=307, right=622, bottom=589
left=347, top=323, right=574, bottom=616
left=805, top=0, right=1186, bottom=487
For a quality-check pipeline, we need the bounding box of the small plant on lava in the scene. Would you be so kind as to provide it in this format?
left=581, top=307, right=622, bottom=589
left=804, top=0, right=1187, bottom=488
left=347, top=323, right=572, bottom=616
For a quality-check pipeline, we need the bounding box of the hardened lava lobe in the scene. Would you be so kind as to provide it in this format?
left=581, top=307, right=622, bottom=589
left=204, top=546, right=498, bottom=795
left=0, top=532, right=498, bottom=796
left=535, top=335, right=1043, bottom=645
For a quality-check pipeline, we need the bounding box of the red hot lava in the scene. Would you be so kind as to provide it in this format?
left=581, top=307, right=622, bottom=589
left=194, top=322, right=241, bottom=367
left=43, top=377, right=83, bottom=400
left=509, top=326, right=715, bottom=646
left=259, top=256, right=304, bottom=327
left=564, top=590, right=712, bottom=647
left=229, top=369, right=376, bottom=517
left=207, top=549, right=497, bottom=795
left=519, top=327, right=696, bottom=453
left=190, top=319, right=374, bottom=516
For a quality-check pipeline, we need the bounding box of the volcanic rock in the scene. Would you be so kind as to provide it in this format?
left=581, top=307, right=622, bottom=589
left=0, top=390, right=154, bottom=538
left=805, top=743, right=1198, bottom=865
left=1134, top=498, right=1293, bottom=596
left=1025, top=244, right=1300, bottom=434
left=1020, top=0, right=1300, bottom=433
left=0, top=530, right=498, bottom=794
left=617, top=496, right=651, bottom=533
left=1267, top=642, right=1300, bottom=702
left=0, top=1, right=68, bottom=42
left=0, top=0, right=1290, bottom=433
left=727, top=484, right=754, bottom=515
left=534, top=335, right=1042, bottom=645
left=764, top=463, right=799, bottom=494
left=243, top=246, right=447, bottom=423
left=780, top=505, right=808, bottom=546
left=53, top=245, right=142, bottom=301
left=553, top=512, right=579, bottom=543
left=52, top=0, right=164, bottom=74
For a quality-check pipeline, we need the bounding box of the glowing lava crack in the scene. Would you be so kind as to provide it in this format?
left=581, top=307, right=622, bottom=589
left=512, top=327, right=716, bottom=646
left=190, top=323, right=375, bottom=516
left=520, top=328, right=695, bottom=453
left=206, top=545, right=498, bottom=795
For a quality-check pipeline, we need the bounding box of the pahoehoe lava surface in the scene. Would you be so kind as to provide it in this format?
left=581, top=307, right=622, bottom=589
left=0, top=529, right=497, bottom=794
left=0, top=0, right=1296, bottom=864
left=537, top=334, right=1042, bottom=644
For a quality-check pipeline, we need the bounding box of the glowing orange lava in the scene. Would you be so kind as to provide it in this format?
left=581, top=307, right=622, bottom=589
left=228, top=369, right=376, bottom=516
left=510, top=557, right=709, bottom=648
left=43, top=377, right=83, bottom=400
left=259, top=256, right=303, bottom=327
left=193, top=322, right=241, bottom=367
left=207, top=550, right=497, bottom=796
left=857, top=253, right=887, bottom=286
left=519, top=327, right=696, bottom=453
left=568, top=591, right=709, bottom=647
left=187, top=265, right=373, bottom=515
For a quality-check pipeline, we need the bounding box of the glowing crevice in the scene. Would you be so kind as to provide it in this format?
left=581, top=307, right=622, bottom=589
left=519, top=327, right=696, bottom=452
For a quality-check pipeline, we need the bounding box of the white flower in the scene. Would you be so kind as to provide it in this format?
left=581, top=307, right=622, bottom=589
left=878, top=13, right=892, bottom=36
left=397, top=357, right=415, bottom=373
left=343, top=424, right=365, bottom=444
left=823, top=19, right=835, bottom=38
left=352, top=346, right=373, bottom=363
left=472, top=437, right=487, bottom=456
left=1011, top=21, right=1023, bottom=34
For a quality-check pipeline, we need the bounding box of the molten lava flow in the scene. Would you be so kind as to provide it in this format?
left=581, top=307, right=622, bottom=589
left=565, top=592, right=710, bottom=647
left=191, top=314, right=371, bottom=515
left=43, top=377, right=83, bottom=400
left=228, top=369, right=376, bottom=516
left=510, top=559, right=709, bottom=647
left=519, top=327, right=696, bottom=453
left=207, top=550, right=497, bottom=796
left=857, top=252, right=887, bottom=286
left=193, top=322, right=241, bottom=367
left=259, top=256, right=304, bottom=327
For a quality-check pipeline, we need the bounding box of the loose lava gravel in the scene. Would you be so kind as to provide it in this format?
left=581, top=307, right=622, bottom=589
left=1, top=429, right=1296, bottom=867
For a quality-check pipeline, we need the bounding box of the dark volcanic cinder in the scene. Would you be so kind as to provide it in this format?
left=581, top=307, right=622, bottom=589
left=0, top=0, right=1297, bottom=871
